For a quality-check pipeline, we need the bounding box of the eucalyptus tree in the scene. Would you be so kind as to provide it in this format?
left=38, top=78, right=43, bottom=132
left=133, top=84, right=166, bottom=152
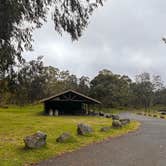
left=132, top=73, right=164, bottom=111
left=78, top=76, right=90, bottom=95
left=90, top=69, right=132, bottom=108
left=0, top=0, right=104, bottom=76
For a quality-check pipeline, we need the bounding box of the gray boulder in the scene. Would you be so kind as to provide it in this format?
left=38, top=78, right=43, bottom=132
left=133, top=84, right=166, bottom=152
left=161, top=112, right=166, bottom=115
left=112, top=120, right=122, bottom=128
left=88, top=111, right=99, bottom=116
left=120, top=119, right=130, bottom=126
left=94, top=111, right=99, bottom=116
left=100, top=126, right=111, bottom=132
left=56, top=132, right=72, bottom=143
left=112, top=114, right=120, bottom=120
left=77, top=123, right=93, bottom=136
left=105, top=113, right=112, bottom=118
left=23, top=131, right=47, bottom=149
left=99, top=112, right=105, bottom=117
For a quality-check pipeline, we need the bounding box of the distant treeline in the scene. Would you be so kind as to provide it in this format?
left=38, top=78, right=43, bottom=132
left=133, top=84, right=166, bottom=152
left=0, top=56, right=166, bottom=109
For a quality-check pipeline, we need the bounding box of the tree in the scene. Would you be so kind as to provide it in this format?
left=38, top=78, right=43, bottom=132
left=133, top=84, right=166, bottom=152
left=0, top=0, right=104, bottom=77
left=152, top=75, right=164, bottom=91
left=66, top=74, right=78, bottom=90
left=15, top=56, right=47, bottom=105
left=99, top=69, right=113, bottom=76
left=78, top=76, right=90, bottom=94
left=7, top=57, right=82, bottom=105
left=90, top=69, right=132, bottom=108
left=132, top=73, right=154, bottom=111
left=154, top=88, right=166, bottom=106
left=42, top=66, right=60, bottom=96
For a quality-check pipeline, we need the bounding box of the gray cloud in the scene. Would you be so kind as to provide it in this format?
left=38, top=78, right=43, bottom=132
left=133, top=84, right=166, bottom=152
left=23, top=0, right=166, bottom=82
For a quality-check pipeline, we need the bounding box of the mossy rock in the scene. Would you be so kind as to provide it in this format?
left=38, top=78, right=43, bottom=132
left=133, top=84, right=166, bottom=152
left=112, top=115, right=120, bottom=120
left=23, top=131, right=47, bottom=149
left=112, top=120, right=122, bottom=128
left=100, top=126, right=111, bottom=132
left=120, top=119, right=130, bottom=126
left=56, top=132, right=75, bottom=143
left=77, top=123, right=93, bottom=136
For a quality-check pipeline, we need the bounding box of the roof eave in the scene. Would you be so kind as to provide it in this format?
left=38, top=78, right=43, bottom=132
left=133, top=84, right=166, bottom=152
left=39, top=89, right=101, bottom=104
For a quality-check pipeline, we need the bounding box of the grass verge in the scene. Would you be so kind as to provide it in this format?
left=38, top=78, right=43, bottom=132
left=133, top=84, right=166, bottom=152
left=0, top=105, right=140, bottom=166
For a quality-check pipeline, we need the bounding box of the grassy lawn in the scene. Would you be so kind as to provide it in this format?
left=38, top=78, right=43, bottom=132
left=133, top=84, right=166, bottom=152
left=0, top=105, right=139, bottom=166
left=94, top=107, right=138, bottom=114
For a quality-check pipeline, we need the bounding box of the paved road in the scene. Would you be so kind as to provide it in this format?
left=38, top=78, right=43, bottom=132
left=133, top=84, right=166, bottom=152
left=37, top=113, right=166, bottom=166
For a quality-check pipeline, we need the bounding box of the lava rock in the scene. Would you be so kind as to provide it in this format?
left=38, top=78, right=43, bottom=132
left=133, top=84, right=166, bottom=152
left=88, top=110, right=99, bottom=116
left=99, top=112, right=105, bottom=117
left=161, top=112, right=166, bottom=115
left=112, top=115, right=120, bottom=120
left=100, top=126, right=111, bottom=132
left=56, top=132, right=73, bottom=143
left=23, top=131, right=47, bottom=149
left=105, top=114, right=112, bottom=118
left=77, top=123, right=93, bottom=136
left=120, top=119, right=130, bottom=126
left=112, top=120, right=122, bottom=128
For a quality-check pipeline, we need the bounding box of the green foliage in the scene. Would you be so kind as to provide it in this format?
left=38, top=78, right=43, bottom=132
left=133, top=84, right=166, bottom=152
left=90, top=69, right=132, bottom=108
left=0, top=57, right=90, bottom=105
left=90, top=70, right=166, bottom=110
left=0, top=0, right=104, bottom=77
left=131, top=73, right=163, bottom=110
left=0, top=105, right=139, bottom=166
left=1, top=62, right=166, bottom=110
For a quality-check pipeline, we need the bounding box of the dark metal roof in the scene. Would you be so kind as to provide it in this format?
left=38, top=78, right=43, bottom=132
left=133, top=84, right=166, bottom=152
left=40, top=89, right=101, bottom=104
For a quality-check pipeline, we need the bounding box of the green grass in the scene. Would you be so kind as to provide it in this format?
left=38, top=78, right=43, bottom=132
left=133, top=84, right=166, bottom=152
left=94, top=107, right=127, bottom=114
left=136, top=111, right=166, bottom=119
left=134, top=105, right=166, bottom=118
left=133, top=105, right=166, bottom=113
left=0, top=105, right=139, bottom=166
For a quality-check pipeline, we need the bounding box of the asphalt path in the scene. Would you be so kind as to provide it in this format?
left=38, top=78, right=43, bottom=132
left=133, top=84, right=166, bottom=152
left=37, top=113, right=166, bottom=166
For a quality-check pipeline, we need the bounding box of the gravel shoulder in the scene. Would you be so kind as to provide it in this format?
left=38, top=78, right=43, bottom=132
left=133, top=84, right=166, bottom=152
left=37, top=113, right=166, bottom=166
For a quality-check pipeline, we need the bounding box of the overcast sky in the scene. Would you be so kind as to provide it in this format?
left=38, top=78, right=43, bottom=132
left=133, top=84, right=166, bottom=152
left=23, top=0, right=166, bottom=82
